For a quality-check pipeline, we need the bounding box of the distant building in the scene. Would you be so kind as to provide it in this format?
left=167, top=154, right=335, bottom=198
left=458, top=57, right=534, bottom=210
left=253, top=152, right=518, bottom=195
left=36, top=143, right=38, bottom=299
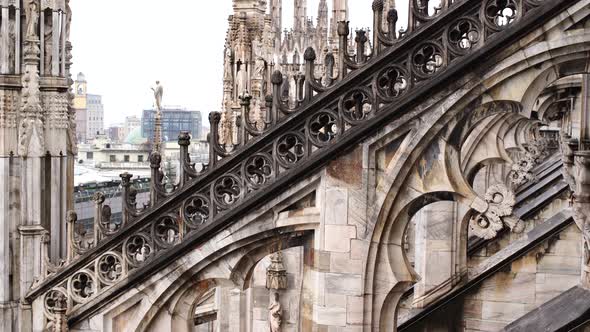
left=124, top=115, right=141, bottom=138
left=87, top=94, right=104, bottom=140
left=77, top=137, right=151, bottom=170
left=73, top=72, right=105, bottom=142
left=141, top=107, right=202, bottom=142
left=74, top=178, right=150, bottom=233
left=107, top=124, right=126, bottom=143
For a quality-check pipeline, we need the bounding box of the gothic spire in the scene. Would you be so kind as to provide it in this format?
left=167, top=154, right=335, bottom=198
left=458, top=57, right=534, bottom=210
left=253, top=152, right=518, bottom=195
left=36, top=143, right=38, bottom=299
left=294, top=0, right=307, bottom=34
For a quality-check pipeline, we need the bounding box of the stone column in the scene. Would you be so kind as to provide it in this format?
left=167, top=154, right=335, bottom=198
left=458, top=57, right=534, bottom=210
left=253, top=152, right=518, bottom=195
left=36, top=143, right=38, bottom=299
left=49, top=156, right=67, bottom=261
left=15, top=7, right=20, bottom=74
left=60, top=11, right=66, bottom=76
left=581, top=75, right=590, bottom=149
left=227, top=288, right=245, bottom=331
left=39, top=10, right=44, bottom=75
left=51, top=10, right=59, bottom=76
left=0, top=155, right=13, bottom=332
left=18, top=1, right=46, bottom=320
left=0, top=6, right=9, bottom=74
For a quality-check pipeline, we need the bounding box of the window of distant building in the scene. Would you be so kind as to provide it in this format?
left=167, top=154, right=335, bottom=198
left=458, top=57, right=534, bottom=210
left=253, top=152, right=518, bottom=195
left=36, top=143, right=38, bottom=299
left=138, top=155, right=144, bottom=162
left=124, top=155, right=130, bottom=162
left=109, top=155, right=116, bottom=162
left=86, top=152, right=93, bottom=160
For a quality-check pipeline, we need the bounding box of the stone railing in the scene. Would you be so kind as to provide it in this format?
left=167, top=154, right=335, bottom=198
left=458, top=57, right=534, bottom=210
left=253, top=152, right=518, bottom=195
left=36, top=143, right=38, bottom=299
left=29, top=0, right=571, bottom=326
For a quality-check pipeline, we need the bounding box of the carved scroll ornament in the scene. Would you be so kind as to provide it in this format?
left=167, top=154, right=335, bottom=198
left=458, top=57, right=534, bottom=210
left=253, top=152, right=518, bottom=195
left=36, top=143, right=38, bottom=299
left=469, top=184, right=524, bottom=239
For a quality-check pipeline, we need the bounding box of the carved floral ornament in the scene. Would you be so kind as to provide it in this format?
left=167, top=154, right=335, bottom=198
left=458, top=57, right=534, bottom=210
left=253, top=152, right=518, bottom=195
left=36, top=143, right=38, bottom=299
left=508, top=138, right=550, bottom=188
left=469, top=184, right=524, bottom=240
left=35, top=0, right=553, bottom=320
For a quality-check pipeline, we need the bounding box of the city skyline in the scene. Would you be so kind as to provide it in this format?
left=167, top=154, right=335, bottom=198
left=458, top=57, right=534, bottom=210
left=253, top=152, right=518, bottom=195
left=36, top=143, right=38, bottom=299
left=69, top=1, right=409, bottom=127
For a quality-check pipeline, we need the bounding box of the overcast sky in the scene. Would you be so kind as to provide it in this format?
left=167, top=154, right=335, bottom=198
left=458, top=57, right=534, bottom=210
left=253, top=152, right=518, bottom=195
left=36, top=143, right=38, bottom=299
left=70, top=1, right=409, bottom=127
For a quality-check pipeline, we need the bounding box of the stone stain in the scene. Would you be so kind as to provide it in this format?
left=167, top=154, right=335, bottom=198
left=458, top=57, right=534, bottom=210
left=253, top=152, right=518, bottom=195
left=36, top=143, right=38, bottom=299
left=327, top=146, right=362, bottom=187
left=418, top=140, right=441, bottom=179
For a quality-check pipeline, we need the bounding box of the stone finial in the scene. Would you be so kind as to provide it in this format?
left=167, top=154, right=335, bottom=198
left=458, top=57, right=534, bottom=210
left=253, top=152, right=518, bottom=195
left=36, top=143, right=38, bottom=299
left=149, top=151, right=162, bottom=169
left=178, top=131, right=191, bottom=146
left=337, top=21, right=350, bottom=36
left=372, top=0, right=384, bottom=12
left=239, top=91, right=252, bottom=106
left=387, top=9, right=399, bottom=23
left=66, top=210, right=77, bottom=223
left=209, top=111, right=221, bottom=124
left=304, top=47, right=316, bottom=62
left=271, top=71, right=283, bottom=85
left=355, top=29, right=368, bottom=43
left=120, top=172, right=133, bottom=186
left=92, top=192, right=105, bottom=204
left=266, top=251, right=288, bottom=290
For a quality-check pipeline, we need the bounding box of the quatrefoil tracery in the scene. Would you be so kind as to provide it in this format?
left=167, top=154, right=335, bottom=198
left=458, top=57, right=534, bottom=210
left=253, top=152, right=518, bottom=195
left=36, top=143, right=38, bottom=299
left=484, top=0, right=518, bottom=29
left=375, top=65, right=409, bottom=101
left=213, top=175, right=242, bottom=208
left=412, top=42, right=444, bottom=79
left=275, top=132, right=306, bottom=168
left=447, top=18, right=481, bottom=53
left=308, top=110, right=340, bottom=147
left=244, top=153, right=274, bottom=188
left=182, top=194, right=210, bottom=229
left=340, top=88, right=375, bottom=124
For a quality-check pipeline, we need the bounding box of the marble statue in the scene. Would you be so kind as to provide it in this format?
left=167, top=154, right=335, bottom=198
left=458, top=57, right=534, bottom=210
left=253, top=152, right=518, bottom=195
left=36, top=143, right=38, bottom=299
left=26, top=0, right=39, bottom=39
left=44, top=14, right=52, bottom=75
left=152, top=81, right=164, bottom=110
left=253, top=56, right=265, bottom=81
left=574, top=201, right=590, bottom=285
left=268, top=292, right=282, bottom=332
left=66, top=0, right=72, bottom=40
left=219, top=110, right=233, bottom=148
left=223, top=47, right=233, bottom=82
left=236, top=61, right=246, bottom=97
left=8, top=19, right=15, bottom=73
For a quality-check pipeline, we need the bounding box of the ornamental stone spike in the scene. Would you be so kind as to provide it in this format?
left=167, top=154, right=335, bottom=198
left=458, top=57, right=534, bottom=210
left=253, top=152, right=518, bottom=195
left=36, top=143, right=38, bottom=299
left=304, top=47, right=316, bottom=62
left=337, top=21, right=350, bottom=36
left=178, top=131, right=191, bottom=147
left=372, top=0, right=384, bottom=12
left=151, top=80, right=164, bottom=154
left=387, top=8, right=398, bottom=24
left=271, top=70, right=284, bottom=85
